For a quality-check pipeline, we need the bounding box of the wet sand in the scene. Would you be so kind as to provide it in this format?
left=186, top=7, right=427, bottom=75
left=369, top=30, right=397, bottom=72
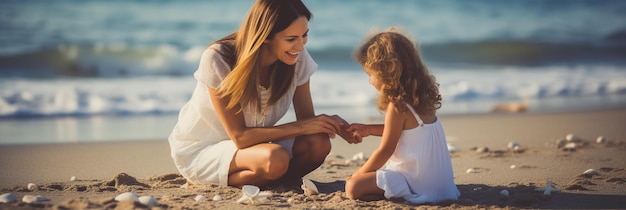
left=1, top=108, right=625, bottom=209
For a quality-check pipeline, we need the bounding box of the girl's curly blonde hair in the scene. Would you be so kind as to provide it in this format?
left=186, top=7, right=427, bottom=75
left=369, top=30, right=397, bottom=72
left=354, top=28, right=442, bottom=115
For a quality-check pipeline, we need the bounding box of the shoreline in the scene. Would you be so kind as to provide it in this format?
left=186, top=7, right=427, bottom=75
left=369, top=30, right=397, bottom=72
left=1, top=108, right=625, bottom=209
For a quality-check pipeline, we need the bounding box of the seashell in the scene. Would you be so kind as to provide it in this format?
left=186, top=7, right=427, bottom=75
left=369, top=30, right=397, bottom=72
left=138, top=196, right=158, bottom=207
left=242, top=185, right=260, bottom=198
left=0, top=193, right=17, bottom=203
left=301, top=178, right=319, bottom=195
left=212, top=195, right=222, bottom=201
left=466, top=168, right=478, bottom=173
left=447, top=143, right=459, bottom=152
left=507, top=142, right=520, bottom=149
left=27, top=183, right=38, bottom=191
left=583, top=169, right=599, bottom=176
left=22, top=195, right=49, bottom=203
left=352, top=152, right=365, bottom=161
left=70, top=176, right=77, bottom=181
left=500, top=189, right=509, bottom=196
left=475, top=147, right=489, bottom=153
left=565, top=133, right=581, bottom=142
left=596, top=136, right=606, bottom=143
left=236, top=185, right=271, bottom=204
left=535, top=178, right=560, bottom=195
left=510, top=165, right=516, bottom=169
left=256, top=192, right=271, bottom=200
left=564, top=142, right=577, bottom=149
left=180, top=183, right=189, bottom=189
left=513, top=145, right=521, bottom=151
left=114, top=192, right=139, bottom=202
left=194, top=195, right=205, bottom=202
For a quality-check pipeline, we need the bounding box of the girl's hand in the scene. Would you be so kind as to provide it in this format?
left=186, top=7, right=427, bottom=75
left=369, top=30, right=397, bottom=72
left=347, top=123, right=370, bottom=139
left=329, top=115, right=362, bottom=144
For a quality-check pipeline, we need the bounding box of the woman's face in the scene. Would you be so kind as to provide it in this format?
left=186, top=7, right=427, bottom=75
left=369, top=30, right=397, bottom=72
left=263, top=16, right=309, bottom=66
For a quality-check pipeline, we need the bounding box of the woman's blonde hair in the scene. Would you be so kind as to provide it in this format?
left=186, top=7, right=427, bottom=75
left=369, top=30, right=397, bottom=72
left=214, top=0, right=312, bottom=112
left=354, top=28, right=442, bottom=115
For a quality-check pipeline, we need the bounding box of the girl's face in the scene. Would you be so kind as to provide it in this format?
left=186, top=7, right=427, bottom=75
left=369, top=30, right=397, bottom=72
left=262, top=16, right=309, bottom=66
left=364, top=67, right=382, bottom=91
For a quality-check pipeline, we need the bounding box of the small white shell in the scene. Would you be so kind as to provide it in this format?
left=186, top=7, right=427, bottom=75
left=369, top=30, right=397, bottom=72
left=0, top=193, right=17, bottom=203
left=212, top=195, right=222, bottom=201
left=236, top=185, right=271, bottom=204
left=466, top=168, right=478, bottom=173
left=22, top=195, right=49, bottom=203
left=507, top=142, right=520, bottom=149
left=301, top=178, right=319, bottom=195
left=256, top=191, right=272, bottom=200
left=500, top=189, right=509, bottom=196
left=138, top=196, right=158, bottom=207
left=180, top=183, right=189, bottom=189
left=566, top=133, right=581, bottom=142
left=564, top=142, right=577, bottom=149
left=242, top=185, right=260, bottom=198
left=475, top=147, right=489, bottom=153
left=27, top=183, right=38, bottom=191
left=510, top=165, right=517, bottom=169
left=114, top=192, right=139, bottom=202
left=194, top=195, right=205, bottom=202
left=447, top=143, right=459, bottom=152
left=596, top=136, right=606, bottom=143
left=352, top=152, right=365, bottom=161
left=535, top=178, right=560, bottom=195
left=70, top=176, right=77, bottom=181
left=583, top=169, right=599, bottom=176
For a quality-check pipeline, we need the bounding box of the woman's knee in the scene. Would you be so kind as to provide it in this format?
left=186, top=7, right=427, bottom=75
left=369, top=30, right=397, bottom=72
left=263, top=147, right=291, bottom=180
left=304, top=133, right=332, bottom=158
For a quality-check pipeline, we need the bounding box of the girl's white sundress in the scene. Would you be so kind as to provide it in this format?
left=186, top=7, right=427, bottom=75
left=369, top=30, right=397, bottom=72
left=168, top=44, right=317, bottom=186
left=376, top=104, right=460, bottom=204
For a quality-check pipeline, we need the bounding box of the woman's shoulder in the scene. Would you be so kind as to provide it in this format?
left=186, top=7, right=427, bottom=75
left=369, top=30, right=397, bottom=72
left=206, top=43, right=227, bottom=54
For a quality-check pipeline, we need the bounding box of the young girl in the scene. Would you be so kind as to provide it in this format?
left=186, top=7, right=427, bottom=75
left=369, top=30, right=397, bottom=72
left=345, top=29, right=460, bottom=204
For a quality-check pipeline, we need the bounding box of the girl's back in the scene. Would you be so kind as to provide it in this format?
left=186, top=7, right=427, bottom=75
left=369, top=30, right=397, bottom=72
left=378, top=104, right=460, bottom=204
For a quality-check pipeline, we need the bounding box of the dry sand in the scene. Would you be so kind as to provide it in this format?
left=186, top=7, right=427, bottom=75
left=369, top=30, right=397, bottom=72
left=1, top=108, right=625, bottom=209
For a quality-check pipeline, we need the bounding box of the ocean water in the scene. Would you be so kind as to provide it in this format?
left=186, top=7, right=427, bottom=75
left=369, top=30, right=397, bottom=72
left=1, top=0, right=626, bottom=144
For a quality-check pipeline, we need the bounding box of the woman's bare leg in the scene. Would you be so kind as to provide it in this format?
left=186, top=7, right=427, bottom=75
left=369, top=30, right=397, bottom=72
left=227, top=143, right=291, bottom=187
left=281, top=133, right=331, bottom=183
left=345, top=172, right=385, bottom=201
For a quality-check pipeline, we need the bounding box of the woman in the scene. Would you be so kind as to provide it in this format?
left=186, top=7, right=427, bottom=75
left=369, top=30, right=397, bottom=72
left=168, top=0, right=358, bottom=188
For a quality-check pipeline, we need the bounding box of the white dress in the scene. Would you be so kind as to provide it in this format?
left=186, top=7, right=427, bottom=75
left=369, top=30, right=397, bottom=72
left=168, top=43, right=317, bottom=185
left=376, top=104, right=460, bottom=204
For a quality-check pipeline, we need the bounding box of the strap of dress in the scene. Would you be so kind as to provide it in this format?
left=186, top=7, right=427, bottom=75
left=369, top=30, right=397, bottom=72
left=405, top=103, right=424, bottom=127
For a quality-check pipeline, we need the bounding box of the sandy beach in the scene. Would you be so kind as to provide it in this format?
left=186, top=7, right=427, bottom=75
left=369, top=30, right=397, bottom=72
left=1, top=108, right=625, bottom=209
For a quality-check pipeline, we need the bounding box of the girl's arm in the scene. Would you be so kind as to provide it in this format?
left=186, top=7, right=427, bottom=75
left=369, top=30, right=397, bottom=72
left=348, top=123, right=384, bottom=138
left=353, top=102, right=405, bottom=175
left=208, top=84, right=342, bottom=149
left=293, top=81, right=360, bottom=144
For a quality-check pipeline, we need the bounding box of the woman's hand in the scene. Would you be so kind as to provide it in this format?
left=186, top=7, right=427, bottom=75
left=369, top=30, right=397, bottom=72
left=296, top=114, right=345, bottom=138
